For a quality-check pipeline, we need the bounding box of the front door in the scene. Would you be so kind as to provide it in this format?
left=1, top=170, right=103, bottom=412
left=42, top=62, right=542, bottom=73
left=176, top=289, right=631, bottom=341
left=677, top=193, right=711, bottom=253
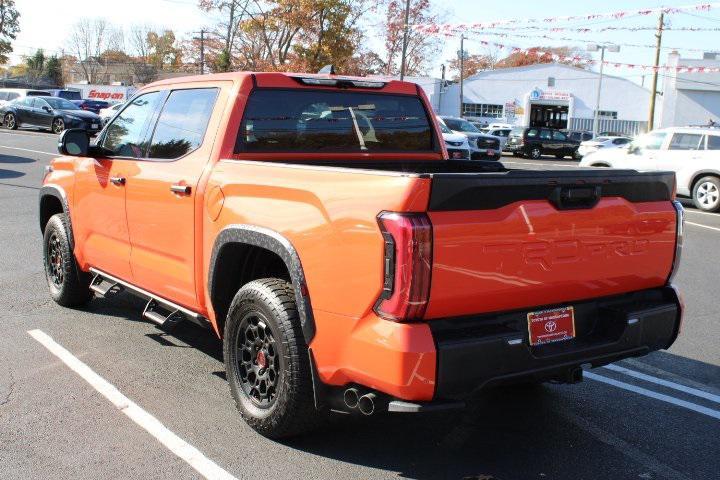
left=124, top=87, right=221, bottom=308
left=73, top=91, right=164, bottom=281
left=32, top=97, right=54, bottom=129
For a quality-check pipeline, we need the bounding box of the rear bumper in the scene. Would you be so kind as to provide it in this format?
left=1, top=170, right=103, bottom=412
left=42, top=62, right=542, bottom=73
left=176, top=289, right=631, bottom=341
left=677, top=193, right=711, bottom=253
left=430, top=286, right=682, bottom=399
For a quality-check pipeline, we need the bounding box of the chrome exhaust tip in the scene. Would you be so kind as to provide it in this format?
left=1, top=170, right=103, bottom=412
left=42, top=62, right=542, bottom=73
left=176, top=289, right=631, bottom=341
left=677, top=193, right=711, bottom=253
left=343, top=388, right=360, bottom=409
left=358, top=393, right=376, bottom=416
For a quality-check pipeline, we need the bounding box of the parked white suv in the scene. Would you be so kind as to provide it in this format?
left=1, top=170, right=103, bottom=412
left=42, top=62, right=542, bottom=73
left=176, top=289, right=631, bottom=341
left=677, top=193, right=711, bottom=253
left=580, top=127, right=720, bottom=212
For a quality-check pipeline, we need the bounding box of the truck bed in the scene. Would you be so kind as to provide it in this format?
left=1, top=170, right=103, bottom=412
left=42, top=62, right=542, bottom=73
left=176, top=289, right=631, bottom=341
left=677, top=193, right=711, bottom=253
left=287, top=159, right=677, bottom=319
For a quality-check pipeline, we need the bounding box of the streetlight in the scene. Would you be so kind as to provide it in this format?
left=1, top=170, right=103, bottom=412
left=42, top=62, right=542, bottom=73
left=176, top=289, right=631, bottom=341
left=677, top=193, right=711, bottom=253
left=587, top=43, right=620, bottom=137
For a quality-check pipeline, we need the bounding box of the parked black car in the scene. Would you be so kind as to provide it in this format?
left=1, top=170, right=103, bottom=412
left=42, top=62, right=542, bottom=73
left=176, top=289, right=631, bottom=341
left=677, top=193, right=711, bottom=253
left=1, top=96, right=103, bottom=134
left=565, top=130, right=594, bottom=143
left=71, top=99, right=111, bottom=114
left=505, top=126, right=581, bottom=160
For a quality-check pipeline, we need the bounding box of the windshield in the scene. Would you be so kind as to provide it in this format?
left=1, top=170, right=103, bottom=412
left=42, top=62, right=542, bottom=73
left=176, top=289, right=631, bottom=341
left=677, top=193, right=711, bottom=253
left=438, top=120, right=451, bottom=134
left=595, top=137, right=610, bottom=142
left=44, top=97, right=80, bottom=110
left=444, top=118, right=480, bottom=133
left=238, top=89, right=435, bottom=152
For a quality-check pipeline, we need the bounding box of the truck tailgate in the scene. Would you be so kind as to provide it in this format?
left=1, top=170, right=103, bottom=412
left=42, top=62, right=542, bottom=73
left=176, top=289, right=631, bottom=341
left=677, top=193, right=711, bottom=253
left=425, top=170, right=678, bottom=319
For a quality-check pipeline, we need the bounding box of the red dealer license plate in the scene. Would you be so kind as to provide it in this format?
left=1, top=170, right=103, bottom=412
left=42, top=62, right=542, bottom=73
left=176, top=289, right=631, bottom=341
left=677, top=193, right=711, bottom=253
left=527, top=306, right=575, bottom=346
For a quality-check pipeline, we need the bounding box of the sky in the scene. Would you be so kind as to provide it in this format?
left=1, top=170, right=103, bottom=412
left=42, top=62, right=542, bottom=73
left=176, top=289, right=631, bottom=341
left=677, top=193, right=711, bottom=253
left=11, top=0, right=720, bottom=86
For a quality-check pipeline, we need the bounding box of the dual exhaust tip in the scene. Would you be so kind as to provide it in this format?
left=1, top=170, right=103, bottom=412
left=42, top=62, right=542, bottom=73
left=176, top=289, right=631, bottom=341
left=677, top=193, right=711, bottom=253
left=343, top=388, right=377, bottom=415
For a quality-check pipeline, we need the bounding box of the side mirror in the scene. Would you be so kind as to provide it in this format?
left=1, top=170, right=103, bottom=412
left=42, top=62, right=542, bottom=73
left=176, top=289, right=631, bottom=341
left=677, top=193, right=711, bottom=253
left=42, top=106, right=52, bottom=113
left=58, top=128, right=89, bottom=156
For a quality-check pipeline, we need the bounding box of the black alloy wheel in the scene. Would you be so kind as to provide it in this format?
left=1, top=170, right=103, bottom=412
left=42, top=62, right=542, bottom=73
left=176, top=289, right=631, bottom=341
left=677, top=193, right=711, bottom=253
left=235, top=310, right=281, bottom=408
left=52, top=117, right=65, bottom=134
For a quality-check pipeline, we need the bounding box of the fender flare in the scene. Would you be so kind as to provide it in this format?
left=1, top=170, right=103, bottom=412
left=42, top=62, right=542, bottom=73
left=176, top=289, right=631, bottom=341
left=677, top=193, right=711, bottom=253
left=39, top=184, right=74, bottom=248
left=208, top=225, right=316, bottom=343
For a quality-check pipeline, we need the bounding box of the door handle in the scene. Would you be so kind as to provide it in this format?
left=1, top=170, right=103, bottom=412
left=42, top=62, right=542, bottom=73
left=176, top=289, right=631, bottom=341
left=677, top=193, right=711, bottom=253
left=109, top=176, right=126, bottom=186
left=170, top=184, right=191, bottom=195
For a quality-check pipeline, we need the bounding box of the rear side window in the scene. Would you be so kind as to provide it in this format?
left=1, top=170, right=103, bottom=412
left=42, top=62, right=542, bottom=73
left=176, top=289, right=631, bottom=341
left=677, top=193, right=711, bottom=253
left=102, top=92, right=162, bottom=158
left=237, top=89, right=434, bottom=152
left=148, top=88, right=218, bottom=160
left=540, top=129, right=552, bottom=140
left=669, top=133, right=703, bottom=150
left=707, top=135, right=720, bottom=150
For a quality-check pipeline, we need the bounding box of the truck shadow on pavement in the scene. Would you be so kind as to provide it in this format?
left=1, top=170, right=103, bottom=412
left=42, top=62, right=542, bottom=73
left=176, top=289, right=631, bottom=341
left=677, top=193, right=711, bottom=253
left=0, top=154, right=35, bottom=164
left=0, top=168, right=25, bottom=179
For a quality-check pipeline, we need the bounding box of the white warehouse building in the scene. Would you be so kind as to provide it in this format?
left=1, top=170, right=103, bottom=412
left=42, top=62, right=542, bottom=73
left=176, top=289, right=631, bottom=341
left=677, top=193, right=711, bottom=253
left=660, top=51, right=720, bottom=128
left=422, top=63, right=653, bottom=135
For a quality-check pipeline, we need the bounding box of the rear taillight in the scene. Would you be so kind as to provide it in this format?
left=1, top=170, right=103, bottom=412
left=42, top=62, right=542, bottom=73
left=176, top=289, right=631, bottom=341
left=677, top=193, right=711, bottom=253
left=374, top=212, right=432, bottom=322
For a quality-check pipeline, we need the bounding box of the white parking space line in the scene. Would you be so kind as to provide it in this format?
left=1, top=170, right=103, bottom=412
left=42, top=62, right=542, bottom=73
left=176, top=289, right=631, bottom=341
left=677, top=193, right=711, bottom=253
left=0, top=145, right=55, bottom=156
left=585, top=371, right=720, bottom=420
left=684, top=209, right=720, bottom=218
left=686, top=221, right=720, bottom=233
left=28, top=329, right=238, bottom=480
left=603, top=364, right=720, bottom=404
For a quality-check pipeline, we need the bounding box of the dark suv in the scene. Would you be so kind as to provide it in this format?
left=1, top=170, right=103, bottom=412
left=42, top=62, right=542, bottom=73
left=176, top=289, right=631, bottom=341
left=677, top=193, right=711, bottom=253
left=506, top=126, right=581, bottom=160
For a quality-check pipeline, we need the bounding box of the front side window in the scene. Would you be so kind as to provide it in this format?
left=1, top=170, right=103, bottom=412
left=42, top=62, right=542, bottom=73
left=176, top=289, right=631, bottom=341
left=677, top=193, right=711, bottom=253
left=632, top=132, right=667, bottom=151
left=669, top=133, right=704, bottom=151
left=540, top=129, right=552, bottom=140
left=238, top=89, right=435, bottom=152
left=102, top=92, right=162, bottom=158
left=148, top=88, right=218, bottom=160
left=45, top=97, right=80, bottom=110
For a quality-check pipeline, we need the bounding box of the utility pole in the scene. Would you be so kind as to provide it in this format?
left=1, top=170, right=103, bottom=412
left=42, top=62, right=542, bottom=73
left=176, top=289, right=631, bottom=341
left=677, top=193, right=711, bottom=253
left=648, top=12, right=664, bottom=131
left=399, top=0, right=411, bottom=80
left=588, top=43, right=620, bottom=137
left=438, top=64, right=445, bottom=112
left=459, top=35, right=465, bottom=117
left=199, top=29, right=205, bottom=75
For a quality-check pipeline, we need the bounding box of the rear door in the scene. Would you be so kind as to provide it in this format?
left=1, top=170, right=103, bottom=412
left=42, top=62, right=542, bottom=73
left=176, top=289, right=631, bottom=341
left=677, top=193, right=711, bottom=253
left=124, top=86, right=222, bottom=308
left=655, top=131, right=704, bottom=176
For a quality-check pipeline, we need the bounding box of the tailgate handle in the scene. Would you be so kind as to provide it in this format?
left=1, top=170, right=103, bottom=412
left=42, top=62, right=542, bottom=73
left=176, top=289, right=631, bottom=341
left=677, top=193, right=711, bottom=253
left=550, top=185, right=601, bottom=210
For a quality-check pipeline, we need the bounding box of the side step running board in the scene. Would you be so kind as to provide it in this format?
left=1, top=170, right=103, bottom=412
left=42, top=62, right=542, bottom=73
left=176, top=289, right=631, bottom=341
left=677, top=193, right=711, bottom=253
left=142, top=299, right=185, bottom=330
left=90, top=274, right=124, bottom=297
left=89, top=268, right=210, bottom=330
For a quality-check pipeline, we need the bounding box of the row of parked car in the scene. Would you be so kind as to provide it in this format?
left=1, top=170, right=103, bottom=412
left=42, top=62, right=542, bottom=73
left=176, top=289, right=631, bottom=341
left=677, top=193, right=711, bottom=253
left=0, top=88, right=122, bottom=134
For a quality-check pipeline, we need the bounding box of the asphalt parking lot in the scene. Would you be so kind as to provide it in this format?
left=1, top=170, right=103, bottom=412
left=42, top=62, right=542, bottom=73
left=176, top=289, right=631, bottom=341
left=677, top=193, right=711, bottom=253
left=0, top=129, right=718, bottom=480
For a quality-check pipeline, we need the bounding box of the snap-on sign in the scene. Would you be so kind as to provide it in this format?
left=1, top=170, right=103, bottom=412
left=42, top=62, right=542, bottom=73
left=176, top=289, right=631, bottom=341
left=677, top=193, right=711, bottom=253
left=88, top=89, right=126, bottom=100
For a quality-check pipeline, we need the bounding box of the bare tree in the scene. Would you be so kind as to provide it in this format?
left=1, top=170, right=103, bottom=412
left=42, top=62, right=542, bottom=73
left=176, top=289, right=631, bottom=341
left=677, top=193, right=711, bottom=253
left=67, top=18, right=123, bottom=83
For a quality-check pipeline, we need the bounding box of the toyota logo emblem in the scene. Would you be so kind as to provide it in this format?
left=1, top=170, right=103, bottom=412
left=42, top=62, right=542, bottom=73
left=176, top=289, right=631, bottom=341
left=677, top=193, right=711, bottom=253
left=544, top=321, right=557, bottom=333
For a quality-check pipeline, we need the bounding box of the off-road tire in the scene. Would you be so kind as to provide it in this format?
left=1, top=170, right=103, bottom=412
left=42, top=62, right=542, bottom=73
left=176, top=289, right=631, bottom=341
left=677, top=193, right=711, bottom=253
left=43, top=213, right=93, bottom=307
left=224, top=278, right=320, bottom=438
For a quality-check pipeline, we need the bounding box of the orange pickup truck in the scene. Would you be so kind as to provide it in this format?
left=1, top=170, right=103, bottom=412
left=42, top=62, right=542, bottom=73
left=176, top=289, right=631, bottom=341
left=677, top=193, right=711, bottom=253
left=40, top=72, right=684, bottom=438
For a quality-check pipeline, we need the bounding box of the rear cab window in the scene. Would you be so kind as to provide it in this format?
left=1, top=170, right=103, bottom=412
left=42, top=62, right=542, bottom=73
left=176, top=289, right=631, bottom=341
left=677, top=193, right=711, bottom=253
left=236, top=89, right=435, bottom=153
